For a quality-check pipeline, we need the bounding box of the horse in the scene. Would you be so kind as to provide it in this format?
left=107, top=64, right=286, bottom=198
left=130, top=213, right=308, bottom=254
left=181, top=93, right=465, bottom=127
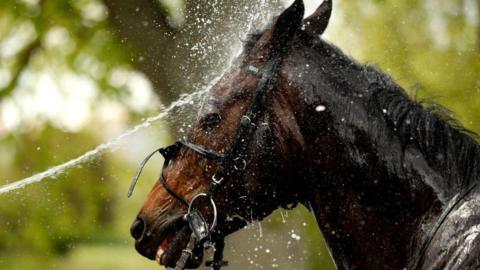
left=128, top=0, right=480, bottom=269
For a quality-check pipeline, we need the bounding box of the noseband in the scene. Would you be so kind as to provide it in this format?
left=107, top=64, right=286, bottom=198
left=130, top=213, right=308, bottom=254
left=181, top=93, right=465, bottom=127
left=128, top=51, right=283, bottom=270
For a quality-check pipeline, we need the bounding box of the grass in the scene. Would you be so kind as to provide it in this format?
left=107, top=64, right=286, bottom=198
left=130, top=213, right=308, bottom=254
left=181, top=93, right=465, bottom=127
left=0, top=244, right=162, bottom=270
left=58, top=244, right=161, bottom=270
left=0, top=207, right=335, bottom=270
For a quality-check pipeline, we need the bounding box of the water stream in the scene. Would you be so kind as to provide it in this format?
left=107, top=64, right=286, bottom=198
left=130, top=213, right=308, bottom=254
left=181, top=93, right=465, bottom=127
left=0, top=90, right=208, bottom=195
left=0, top=0, right=277, bottom=195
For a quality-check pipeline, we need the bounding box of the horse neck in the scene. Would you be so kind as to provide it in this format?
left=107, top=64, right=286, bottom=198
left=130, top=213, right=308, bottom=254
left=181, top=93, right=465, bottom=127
left=297, top=101, right=443, bottom=269
left=279, top=40, right=480, bottom=268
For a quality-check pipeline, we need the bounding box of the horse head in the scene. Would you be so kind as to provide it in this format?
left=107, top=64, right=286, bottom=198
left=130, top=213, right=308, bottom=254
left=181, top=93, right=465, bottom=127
left=128, top=0, right=333, bottom=268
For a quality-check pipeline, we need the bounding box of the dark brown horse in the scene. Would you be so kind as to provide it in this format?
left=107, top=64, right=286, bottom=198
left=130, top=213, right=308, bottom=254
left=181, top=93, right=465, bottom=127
left=129, top=0, right=480, bottom=269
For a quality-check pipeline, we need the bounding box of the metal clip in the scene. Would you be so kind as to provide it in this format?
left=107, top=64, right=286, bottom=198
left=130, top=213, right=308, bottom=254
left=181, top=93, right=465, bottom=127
left=186, top=193, right=218, bottom=241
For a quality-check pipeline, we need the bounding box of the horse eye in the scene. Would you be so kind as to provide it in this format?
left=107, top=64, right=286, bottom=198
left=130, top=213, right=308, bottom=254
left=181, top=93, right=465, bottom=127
left=200, top=113, right=221, bottom=129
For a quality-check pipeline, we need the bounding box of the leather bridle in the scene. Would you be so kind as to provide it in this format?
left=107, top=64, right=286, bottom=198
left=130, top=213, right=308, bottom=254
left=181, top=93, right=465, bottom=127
left=127, top=49, right=284, bottom=270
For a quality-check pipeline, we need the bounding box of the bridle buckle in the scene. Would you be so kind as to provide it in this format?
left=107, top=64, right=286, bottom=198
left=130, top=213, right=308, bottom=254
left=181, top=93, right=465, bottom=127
left=212, top=174, right=224, bottom=184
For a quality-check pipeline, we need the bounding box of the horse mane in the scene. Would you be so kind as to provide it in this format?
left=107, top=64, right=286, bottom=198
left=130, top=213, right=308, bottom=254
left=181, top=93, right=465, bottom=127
left=371, top=74, right=480, bottom=192
left=239, top=26, right=479, bottom=193
left=299, top=32, right=480, bottom=194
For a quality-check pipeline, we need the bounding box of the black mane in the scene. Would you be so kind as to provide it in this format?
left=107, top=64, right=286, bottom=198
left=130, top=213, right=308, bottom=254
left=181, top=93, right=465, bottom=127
left=372, top=76, right=480, bottom=192
left=299, top=31, right=480, bottom=196
left=240, top=26, right=479, bottom=196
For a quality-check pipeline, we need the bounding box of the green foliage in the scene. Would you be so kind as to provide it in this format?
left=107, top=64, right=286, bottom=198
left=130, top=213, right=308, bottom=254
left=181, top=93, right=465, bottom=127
left=268, top=207, right=336, bottom=270
left=0, top=126, right=116, bottom=254
left=337, top=0, right=480, bottom=133
left=0, top=0, right=133, bottom=100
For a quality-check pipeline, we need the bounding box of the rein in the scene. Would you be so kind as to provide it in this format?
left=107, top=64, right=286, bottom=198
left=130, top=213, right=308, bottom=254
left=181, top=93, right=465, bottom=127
left=411, top=182, right=478, bottom=269
left=127, top=50, right=284, bottom=270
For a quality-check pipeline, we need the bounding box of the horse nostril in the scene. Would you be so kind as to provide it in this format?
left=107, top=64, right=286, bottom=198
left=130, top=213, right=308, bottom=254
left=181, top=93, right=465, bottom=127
left=130, top=217, right=146, bottom=241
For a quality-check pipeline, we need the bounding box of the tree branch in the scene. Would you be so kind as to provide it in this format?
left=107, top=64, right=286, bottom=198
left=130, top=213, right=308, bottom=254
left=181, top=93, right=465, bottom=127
left=0, top=37, right=41, bottom=100
left=0, top=0, right=45, bottom=101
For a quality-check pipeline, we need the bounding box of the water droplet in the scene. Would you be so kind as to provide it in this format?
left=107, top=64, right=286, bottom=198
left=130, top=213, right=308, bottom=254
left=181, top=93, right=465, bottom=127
left=315, top=105, right=326, bottom=112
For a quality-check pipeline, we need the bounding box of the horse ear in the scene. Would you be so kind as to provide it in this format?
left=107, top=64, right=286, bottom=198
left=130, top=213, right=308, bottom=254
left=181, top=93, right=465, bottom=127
left=271, top=0, right=305, bottom=52
left=303, top=0, right=332, bottom=36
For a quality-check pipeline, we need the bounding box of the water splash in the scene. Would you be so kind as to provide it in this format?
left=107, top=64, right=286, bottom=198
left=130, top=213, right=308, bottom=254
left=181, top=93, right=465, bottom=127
left=0, top=1, right=277, bottom=195
left=0, top=89, right=206, bottom=195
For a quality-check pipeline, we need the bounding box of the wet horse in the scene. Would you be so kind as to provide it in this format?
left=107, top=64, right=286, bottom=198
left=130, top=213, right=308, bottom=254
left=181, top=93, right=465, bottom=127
left=128, top=0, right=480, bottom=269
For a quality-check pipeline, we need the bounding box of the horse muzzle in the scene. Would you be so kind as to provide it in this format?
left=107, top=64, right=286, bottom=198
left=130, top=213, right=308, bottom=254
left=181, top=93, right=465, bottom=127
left=130, top=213, right=204, bottom=268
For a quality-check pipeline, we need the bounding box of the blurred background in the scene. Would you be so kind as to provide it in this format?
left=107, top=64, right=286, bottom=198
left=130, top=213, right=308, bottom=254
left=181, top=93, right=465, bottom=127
left=0, top=0, right=478, bottom=269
